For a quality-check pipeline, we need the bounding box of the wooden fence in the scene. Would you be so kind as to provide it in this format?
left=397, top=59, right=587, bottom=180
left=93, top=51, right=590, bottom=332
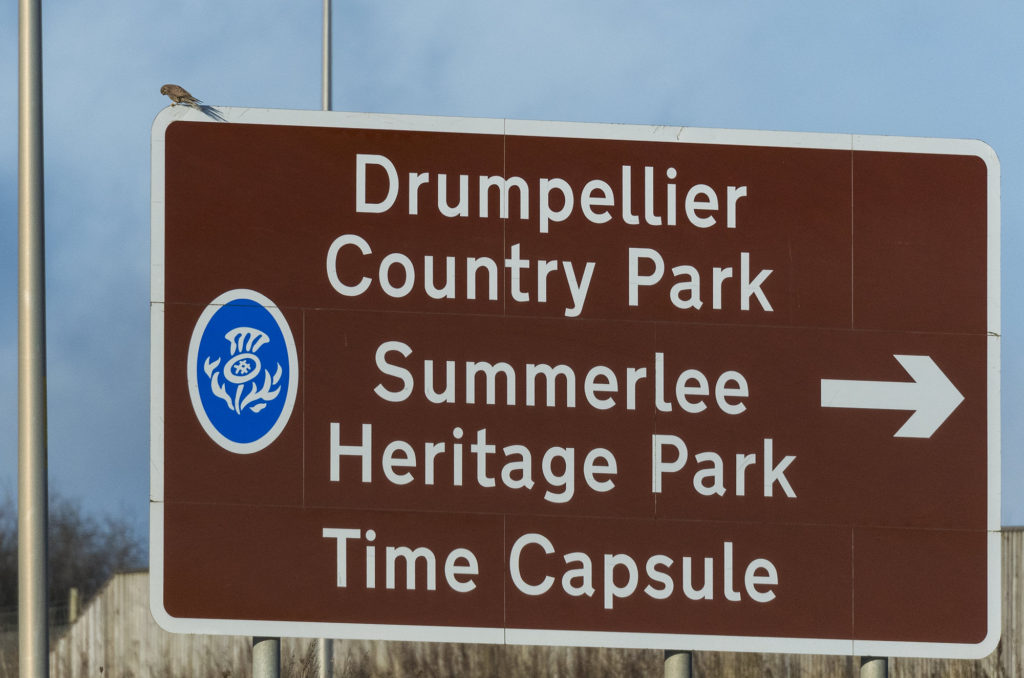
left=48, top=529, right=1024, bottom=677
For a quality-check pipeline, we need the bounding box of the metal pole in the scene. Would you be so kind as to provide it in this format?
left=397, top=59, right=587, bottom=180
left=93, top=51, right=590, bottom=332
left=68, top=587, right=80, bottom=625
left=664, top=650, right=693, bottom=678
left=253, top=637, right=280, bottom=678
left=18, top=0, right=49, bottom=675
left=322, top=0, right=332, bottom=111
left=318, top=638, right=333, bottom=678
left=860, top=656, right=888, bottom=678
left=317, top=5, right=333, bottom=675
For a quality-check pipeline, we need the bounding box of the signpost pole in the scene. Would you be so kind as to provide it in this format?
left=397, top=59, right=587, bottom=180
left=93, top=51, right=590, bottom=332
left=860, top=656, right=888, bottom=678
left=317, top=6, right=333, bottom=676
left=318, top=639, right=333, bottom=678
left=253, top=637, right=280, bottom=678
left=18, top=0, right=49, bottom=676
left=322, top=0, right=332, bottom=111
left=664, top=650, right=692, bottom=678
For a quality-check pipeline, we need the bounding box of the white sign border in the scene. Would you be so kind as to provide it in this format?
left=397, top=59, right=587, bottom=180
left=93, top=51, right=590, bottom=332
left=150, top=105, right=1001, bottom=659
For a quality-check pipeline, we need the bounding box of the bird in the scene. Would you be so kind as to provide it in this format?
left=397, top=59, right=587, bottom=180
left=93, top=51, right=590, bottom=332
left=160, top=84, right=202, bottom=109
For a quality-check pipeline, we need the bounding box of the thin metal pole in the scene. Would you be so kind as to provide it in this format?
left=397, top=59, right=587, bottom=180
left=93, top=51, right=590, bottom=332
left=322, top=0, right=332, bottom=111
left=253, top=637, right=280, bottom=678
left=318, top=638, right=333, bottom=678
left=18, top=0, right=49, bottom=675
left=317, top=4, right=333, bottom=674
left=664, top=650, right=693, bottom=678
left=860, top=656, right=888, bottom=678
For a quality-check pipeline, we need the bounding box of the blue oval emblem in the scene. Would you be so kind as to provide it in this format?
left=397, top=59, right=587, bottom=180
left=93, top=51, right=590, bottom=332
left=187, top=289, right=298, bottom=454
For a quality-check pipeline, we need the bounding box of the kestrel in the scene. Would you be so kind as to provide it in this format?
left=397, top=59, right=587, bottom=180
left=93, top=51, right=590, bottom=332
left=160, top=84, right=202, bottom=109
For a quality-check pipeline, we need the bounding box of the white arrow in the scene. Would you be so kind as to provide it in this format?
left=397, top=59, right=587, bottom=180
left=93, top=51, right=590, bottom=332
left=820, top=355, right=964, bottom=439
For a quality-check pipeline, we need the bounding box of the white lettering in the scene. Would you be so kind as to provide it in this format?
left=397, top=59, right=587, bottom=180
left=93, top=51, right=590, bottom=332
left=355, top=154, right=398, bottom=213
left=510, top=533, right=555, bottom=596
left=538, top=178, right=573, bottom=233
left=326, top=234, right=372, bottom=296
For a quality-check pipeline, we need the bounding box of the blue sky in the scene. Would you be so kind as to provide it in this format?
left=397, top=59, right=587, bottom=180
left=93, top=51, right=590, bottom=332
left=1, top=1, right=1021, bottom=532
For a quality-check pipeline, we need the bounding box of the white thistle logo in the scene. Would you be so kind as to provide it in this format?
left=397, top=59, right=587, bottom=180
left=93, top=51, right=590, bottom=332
left=203, top=327, right=282, bottom=415
left=187, top=289, right=298, bottom=455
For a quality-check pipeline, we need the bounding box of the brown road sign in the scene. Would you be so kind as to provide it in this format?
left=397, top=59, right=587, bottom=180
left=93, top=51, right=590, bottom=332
left=151, top=108, right=1000, bottom=658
